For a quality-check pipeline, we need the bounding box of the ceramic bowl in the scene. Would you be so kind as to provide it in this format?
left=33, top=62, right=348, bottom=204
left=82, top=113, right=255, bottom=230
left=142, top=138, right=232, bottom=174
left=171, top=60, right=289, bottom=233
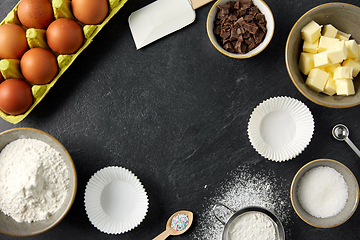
left=0, top=128, right=77, bottom=236
left=206, top=0, right=274, bottom=58
left=290, top=159, right=359, bottom=228
left=285, top=3, right=360, bottom=108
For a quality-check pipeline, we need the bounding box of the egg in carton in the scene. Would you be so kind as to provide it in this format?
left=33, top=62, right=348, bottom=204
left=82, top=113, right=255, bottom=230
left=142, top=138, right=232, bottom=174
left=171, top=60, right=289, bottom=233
left=0, top=0, right=128, bottom=124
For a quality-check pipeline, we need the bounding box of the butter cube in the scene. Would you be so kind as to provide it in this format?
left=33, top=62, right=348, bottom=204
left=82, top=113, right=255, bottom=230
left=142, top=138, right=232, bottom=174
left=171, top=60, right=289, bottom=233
left=322, top=24, right=338, bottom=38
left=314, top=52, right=330, bottom=68
left=299, top=52, right=314, bottom=75
left=305, top=68, right=329, bottom=92
left=342, top=59, right=360, bottom=77
left=333, top=66, right=353, bottom=80
left=303, top=39, right=318, bottom=53
left=323, top=73, right=336, bottom=96
left=317, top=36, right=339, bottom=52
left=327, top=40, right=348, bottom=64
left=323, top=63, right=341, bottom=74
left=301, top=20, right=322, bottom=43
left=345, top=40, right=359, bottom=59
left=336, top=30, right=351, bottom=41
left=335, top=79, right=355, bottom=95
left=354, top=45, right=360, bottom=61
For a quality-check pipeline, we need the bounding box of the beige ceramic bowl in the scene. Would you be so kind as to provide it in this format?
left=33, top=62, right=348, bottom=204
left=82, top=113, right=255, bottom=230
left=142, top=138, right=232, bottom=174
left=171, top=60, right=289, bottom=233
left=290, top=159, right=359, bottom=228
left=285, top=3, right=360, bottom=108
left=207, top=0, right=274, bottom=58
left=0, top=128, right=77, bottom=236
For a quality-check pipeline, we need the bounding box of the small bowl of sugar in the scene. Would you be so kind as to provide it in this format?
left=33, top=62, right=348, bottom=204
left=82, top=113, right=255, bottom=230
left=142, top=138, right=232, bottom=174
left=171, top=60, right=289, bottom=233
left=0, top=128, right=77, bottom=236
left=290, top=159, right=359, bottom=228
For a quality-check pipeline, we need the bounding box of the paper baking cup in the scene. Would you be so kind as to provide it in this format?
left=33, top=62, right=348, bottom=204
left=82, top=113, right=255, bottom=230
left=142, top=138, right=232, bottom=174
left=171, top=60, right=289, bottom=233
left=247, top=96, right=314, bottom=162
left=84, top=166, right=148, bottom=234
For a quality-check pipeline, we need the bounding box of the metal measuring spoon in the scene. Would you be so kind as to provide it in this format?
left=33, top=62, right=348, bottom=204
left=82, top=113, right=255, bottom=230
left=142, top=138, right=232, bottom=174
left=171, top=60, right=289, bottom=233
left=332, top=124, right=360, bottom=158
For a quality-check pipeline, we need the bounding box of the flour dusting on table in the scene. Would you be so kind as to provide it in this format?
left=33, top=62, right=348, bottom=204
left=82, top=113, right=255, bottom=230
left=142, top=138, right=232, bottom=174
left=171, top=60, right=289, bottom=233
left=192, top=164, right=291, bottom=239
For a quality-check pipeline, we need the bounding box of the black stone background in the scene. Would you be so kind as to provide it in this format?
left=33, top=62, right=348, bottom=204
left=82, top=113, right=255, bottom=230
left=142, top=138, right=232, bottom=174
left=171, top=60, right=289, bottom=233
left=1, top=0, right=360, bottom=239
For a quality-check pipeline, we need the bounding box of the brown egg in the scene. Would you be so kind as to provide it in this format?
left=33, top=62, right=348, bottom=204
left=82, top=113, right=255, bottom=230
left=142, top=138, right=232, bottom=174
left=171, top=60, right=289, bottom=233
left=0, top=79, right=33, bottom=115
left=20, top=48, right=58, bottom=85
left=18, top=0, right=54, bottom=29
left=0, top=24, right=28, bottom=59
left=46, top=18, right=84, bottom=54
left=72, top=0, right=109, bottom=25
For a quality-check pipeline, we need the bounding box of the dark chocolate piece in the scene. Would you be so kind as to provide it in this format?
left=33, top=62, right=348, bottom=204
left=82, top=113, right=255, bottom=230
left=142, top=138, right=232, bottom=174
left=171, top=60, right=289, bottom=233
left=242, top=21, right=258, bottom=34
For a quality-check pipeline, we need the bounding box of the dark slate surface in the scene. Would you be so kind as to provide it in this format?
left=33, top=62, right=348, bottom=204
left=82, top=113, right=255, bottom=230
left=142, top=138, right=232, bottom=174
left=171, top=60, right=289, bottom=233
left=1, top=0, right=360, bottom=239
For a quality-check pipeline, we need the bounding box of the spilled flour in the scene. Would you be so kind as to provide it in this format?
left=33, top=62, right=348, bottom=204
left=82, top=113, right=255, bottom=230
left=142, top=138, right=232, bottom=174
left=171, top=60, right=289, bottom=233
left=191, top=164, right=291, bottom=239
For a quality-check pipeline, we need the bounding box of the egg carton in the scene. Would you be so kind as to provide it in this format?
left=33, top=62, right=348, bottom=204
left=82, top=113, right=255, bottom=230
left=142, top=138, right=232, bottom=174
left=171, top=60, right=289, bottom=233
left=0, top=0, right=128, bottom=124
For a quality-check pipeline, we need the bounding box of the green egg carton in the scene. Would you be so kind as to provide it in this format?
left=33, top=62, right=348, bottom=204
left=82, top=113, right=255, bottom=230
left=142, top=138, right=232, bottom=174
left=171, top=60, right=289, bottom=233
left=0, top=0, right=128, bottom=124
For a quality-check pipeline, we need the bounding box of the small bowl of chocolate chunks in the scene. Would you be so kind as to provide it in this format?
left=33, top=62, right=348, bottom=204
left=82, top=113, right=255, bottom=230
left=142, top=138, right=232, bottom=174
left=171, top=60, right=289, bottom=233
left=207, top=0, right=274, bottom=58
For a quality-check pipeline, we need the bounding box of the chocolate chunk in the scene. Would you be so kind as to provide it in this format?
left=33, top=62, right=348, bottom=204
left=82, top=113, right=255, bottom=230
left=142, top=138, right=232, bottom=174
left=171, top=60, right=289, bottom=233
left=220, top=29, right=231, bottom=40
left=234, top=40, right=247, bottom=54
left=234, top=17, right=244, bottom=27
left=236, top=27, right=245, bottom=35
left=217, top=4, right=230, bottom=15
left=248, top=42, right=257, bottom=51
left=244, top=14, right=255, bottom=22
left=242, top=21, right=258, bottom=34
left=245, top=36, right=255, bottom=45
left=228, top=1, right=235, bottom=8
left=243, top=31, right=251, bottom=39
left=229, top=14, right=238, bottom=22
left=213, top=0, right=267, bottom=54
left=238, top=0, right=252, bottom=9
left=214, top=25, right=221, bottom=35
left=255, top=13, right=265, bottom=21
left=234, top=1, right=240, bottom=10
left=257, top=22, right=267, bottom=32
left=237, top=8, right=247, bottom=16
left=254, top=28, right=265, bottom=44
left=229, top=29, right=238, bottom=41
left=224, top=42, right=235, bottom=52
left=216, top=11, right=227, bottom=20
left=249, top=6, right=259, bottom=15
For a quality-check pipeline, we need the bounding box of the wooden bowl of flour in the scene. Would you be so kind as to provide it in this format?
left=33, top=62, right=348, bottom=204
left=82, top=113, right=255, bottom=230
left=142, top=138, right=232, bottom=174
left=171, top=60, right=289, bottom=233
left=0, top=128, right=77, bottom=236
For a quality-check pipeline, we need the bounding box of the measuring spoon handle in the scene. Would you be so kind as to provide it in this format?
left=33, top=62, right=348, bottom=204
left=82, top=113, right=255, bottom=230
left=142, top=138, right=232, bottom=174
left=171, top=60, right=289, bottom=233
left=152, top=229, right=171, bottom=240
left=345, top=138, right=360, bottom=158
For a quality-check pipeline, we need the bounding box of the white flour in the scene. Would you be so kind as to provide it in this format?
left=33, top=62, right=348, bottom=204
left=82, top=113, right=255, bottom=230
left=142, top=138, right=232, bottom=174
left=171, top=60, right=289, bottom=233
left=192, top=164, right=291, bottom=239
left=0, top=138, right=69, bottom=223
left=227, top=211, right=276, bottom=240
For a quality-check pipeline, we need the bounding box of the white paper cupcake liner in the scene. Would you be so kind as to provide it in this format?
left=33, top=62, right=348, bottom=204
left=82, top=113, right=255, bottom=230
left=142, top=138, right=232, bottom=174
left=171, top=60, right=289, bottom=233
left=84, top=166, right=148, bottom=234
left=247, top=96, right=314, bottom=162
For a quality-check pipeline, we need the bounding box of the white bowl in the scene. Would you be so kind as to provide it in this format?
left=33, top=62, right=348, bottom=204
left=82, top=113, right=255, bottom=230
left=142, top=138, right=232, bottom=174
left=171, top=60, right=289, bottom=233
left=207, top=0, right=274, bottom=58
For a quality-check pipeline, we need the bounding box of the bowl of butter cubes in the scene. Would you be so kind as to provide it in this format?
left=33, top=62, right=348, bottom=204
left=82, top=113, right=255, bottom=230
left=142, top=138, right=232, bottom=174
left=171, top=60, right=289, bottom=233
left=285, top=3, right=360, bottom=108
